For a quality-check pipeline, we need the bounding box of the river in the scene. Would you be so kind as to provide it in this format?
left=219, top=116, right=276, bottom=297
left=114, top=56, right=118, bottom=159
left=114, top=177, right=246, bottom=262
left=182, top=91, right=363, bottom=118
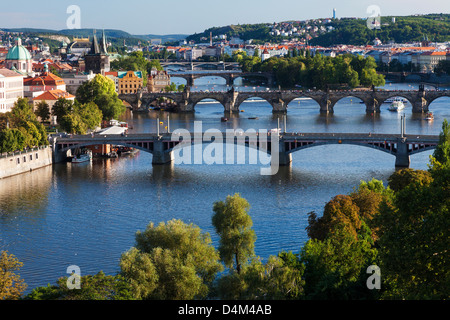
left=1, top=77, right=449, bottom=293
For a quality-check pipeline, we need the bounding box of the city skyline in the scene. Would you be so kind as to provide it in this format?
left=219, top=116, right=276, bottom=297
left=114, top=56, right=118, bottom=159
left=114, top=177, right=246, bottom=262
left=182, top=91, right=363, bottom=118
left=1, top=0, right=449, bottom=36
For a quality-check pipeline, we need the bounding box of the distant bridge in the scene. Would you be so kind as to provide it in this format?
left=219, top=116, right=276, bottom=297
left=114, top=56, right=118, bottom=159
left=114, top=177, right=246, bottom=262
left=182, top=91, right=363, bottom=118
left=167, top=71, right=275, bottom=87
left=119, top=87, right=450, bottom=114
left=52, top=131, right=439, bottom=168
left=160, top=61, right=240, bottom=71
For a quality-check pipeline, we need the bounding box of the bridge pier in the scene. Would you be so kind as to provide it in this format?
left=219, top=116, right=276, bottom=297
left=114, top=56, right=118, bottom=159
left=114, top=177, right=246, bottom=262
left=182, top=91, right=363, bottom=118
left=395, top=139, right=411, bottom=168
left=152, top=140, right=174, bottom=165
left=365, top=98, right=381, bottom=114
left=277, top=139, right=292, bottom=166
left=412, top=98, right=428, bottom=113
left=319, top=100, right=334, bottom=114
left=51, top=138, right=70, bottom=163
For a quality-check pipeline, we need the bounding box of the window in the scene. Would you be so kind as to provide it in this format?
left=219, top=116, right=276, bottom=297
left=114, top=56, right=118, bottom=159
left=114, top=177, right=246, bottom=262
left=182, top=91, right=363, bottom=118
left=17, top=158, right=20, bottom=164
left=30, top=154, right=33, bottom=161
left=23, top=156, right=26, bottom=163
left=36, top=153, right=39, bottom=159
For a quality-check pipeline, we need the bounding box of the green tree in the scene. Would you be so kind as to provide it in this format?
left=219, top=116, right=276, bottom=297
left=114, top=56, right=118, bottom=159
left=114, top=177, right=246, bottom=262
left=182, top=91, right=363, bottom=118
left=34, top=101, right=50, bottom=123
left=387, top=168, right=433, bottom=193
left=212, top=194, right=256, bottom=274
left=375, top=121, right=450, bottom=299
left=429, top=119, right=450, bottom=170
left=76, top=74, right=125, bottom=120
left=25, top=272, right=133, bottom=300
left=0, top=251, right=27, bottom=300
left=120, top=219, right=222, bottom=300
left=51, top=98, right=74, bottom=123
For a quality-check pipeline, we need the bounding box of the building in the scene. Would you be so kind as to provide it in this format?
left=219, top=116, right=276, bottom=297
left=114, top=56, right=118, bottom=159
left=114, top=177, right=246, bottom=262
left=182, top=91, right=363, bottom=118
left=5, top=38, right=33, bottom=75
left=23, top=65, right=67, bottom=98
left=104, top=71, right=119, bottom=92
left=118, top=71, right=143, bottom=94
left=61, top=71, right=95, bottom=95
left=418, top=51, right=447, bottom=73
left=261, top=48, right=270, bottom=61
left=147, top=69, right=171, bottom=92
left=67, top=37, right=92, bottom=56
left=0, top=68, right=24, bottom=113
left=84, top=31, right=110, bottom=75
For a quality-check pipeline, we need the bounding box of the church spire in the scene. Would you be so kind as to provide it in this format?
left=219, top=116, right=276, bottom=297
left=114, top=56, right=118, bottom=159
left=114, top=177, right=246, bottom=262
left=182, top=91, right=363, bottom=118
left=90, top=30, right=100, bottom=54
left=101, top=29, right=108, bottom=54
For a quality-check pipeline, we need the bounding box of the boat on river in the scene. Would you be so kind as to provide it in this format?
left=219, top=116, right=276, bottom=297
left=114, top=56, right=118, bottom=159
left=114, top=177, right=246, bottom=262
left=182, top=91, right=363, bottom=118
left=425, top=112, right=434, bottom=121
left=388, top=101, right=405, bottom=112
left=72, top=151, right=92, bottom=163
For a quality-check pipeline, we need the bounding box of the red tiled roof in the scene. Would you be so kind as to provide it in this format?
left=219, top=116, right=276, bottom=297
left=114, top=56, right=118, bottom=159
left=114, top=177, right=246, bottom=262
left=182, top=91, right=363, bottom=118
left=32, top=89, right=74, bottom=101
left=24, top=72, right=65, bottom=86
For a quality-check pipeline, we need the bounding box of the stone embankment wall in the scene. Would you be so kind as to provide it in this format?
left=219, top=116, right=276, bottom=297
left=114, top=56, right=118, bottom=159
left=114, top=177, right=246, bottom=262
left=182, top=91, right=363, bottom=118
left=0, top=146, right=53, bottom=179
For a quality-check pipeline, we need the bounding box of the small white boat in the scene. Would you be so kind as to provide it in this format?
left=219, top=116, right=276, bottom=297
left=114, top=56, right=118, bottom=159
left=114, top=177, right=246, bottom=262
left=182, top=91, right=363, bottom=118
left=72, top=151, right=92, bottom=163
left=388, top=101, right=405, bottom=112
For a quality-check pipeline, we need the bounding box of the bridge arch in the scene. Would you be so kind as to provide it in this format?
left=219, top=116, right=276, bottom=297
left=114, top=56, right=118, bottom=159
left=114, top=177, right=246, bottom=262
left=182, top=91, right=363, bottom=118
left=425, top=95, right=450, bottom=110
left=235, top=95, right=275, bottom=113
left=59, top=141, right=155, bottom=155
left=331, top=95, right=367, bottom=114
left=191, top=97, right=227, bottom=110
left=286, top=140, right=398, bottom=156
left=377, top=94, right=414, bottom=109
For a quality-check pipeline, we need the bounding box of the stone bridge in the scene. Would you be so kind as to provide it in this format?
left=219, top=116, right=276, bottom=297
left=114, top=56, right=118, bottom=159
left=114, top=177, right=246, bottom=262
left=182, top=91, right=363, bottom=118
left=52, top=132, right=439, bottom=168
left=167, top=71, right=275, bottom=87
left=160, top=61, right=240, bottom=70
left=119, top=86, right=450, bottom=114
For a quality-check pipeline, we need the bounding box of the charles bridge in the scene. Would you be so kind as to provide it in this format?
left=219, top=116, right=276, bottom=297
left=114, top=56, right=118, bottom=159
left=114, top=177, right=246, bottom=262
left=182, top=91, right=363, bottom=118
left=119, top=85, right=450, bottom=114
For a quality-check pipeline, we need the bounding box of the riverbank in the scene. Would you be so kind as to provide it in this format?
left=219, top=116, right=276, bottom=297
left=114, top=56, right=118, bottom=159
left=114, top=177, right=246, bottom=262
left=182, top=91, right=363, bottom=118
left=0, top=146, right=53, bottom=179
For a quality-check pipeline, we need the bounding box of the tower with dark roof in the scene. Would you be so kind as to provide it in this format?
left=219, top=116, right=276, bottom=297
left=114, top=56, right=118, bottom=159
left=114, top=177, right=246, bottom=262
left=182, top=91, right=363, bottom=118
left=84, top=30, right=110, bottom=75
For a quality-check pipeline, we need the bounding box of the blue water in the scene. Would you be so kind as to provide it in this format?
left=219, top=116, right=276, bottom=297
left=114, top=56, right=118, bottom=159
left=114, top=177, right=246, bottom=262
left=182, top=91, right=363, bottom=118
left=1, top=78, right=448, bottom=293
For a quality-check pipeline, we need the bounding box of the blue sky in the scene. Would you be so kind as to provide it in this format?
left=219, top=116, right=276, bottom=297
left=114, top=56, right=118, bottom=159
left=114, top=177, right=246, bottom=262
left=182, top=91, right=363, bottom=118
left=1, top=0, right=449, bottom=35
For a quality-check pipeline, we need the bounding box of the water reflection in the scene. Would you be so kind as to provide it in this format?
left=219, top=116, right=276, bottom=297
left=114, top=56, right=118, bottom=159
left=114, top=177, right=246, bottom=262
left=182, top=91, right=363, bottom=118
left=0, top=166, right=52, bottom=218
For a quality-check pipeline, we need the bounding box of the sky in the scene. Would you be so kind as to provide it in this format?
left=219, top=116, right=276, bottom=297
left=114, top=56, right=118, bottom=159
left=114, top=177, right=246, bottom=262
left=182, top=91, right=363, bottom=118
left=1, top=0, right=449, bottom=35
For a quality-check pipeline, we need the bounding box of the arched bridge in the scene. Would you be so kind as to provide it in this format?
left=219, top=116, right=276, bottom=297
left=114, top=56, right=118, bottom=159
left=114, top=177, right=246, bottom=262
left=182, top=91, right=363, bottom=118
left=52, top=132, right=439, bottom=168
left=167, top=71, right=275, bottom=87
left=119, top=87, right=450, bottom=114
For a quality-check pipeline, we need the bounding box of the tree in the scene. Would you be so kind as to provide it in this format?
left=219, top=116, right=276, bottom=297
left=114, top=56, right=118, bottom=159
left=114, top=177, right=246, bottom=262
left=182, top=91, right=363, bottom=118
left=25, top=272, right=133, bottom=300
left=0, top=251, right=27, bottom=300
left=375, top=121, right=450, bottom=299
left=387, top=168, right=433, bottom=193
left=212, top=193, right=256, bottom=274
left=306, top=194, right=362, bottom=241
left=52, top=98, right=74, bottom=123
left=35, top=101, right=50, bottom=123
left=429, top=119, right=450, bottom=170
left=76, top=74, right=125, bottom=120
left=120, top=219, right=222, bottom=300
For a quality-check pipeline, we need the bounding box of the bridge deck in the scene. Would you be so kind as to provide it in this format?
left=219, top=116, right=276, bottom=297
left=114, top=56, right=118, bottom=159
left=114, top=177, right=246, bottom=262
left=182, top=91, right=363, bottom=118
left=55, top=132, right=439, bottom=144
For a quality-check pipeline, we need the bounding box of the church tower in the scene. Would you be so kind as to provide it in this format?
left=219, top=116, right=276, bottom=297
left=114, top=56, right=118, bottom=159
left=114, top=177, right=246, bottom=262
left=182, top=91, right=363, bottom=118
left=84, top=30, right=110, bottom=75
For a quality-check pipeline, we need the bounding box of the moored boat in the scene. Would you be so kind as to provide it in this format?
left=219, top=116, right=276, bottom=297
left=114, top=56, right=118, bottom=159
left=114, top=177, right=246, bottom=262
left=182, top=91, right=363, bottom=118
left=72, top=151, right=92, bottom=163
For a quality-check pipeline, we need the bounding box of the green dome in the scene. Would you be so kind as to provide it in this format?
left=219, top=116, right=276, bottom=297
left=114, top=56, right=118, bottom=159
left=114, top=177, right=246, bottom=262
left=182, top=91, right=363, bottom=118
left=6, top=45, right=32, bottom=61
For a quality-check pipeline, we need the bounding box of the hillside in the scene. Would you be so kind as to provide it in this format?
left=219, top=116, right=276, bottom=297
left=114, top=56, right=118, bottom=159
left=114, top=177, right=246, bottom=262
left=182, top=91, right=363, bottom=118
left=185, top=14, right=450, bottom=45
left=311, top=14, right=450, bottom=46
left=0, top=27, right=187, bottom=45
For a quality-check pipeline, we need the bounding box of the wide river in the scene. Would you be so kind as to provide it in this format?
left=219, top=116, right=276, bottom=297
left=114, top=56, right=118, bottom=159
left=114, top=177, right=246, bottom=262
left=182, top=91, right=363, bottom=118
left=1, top=76, right=449, bottom=293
